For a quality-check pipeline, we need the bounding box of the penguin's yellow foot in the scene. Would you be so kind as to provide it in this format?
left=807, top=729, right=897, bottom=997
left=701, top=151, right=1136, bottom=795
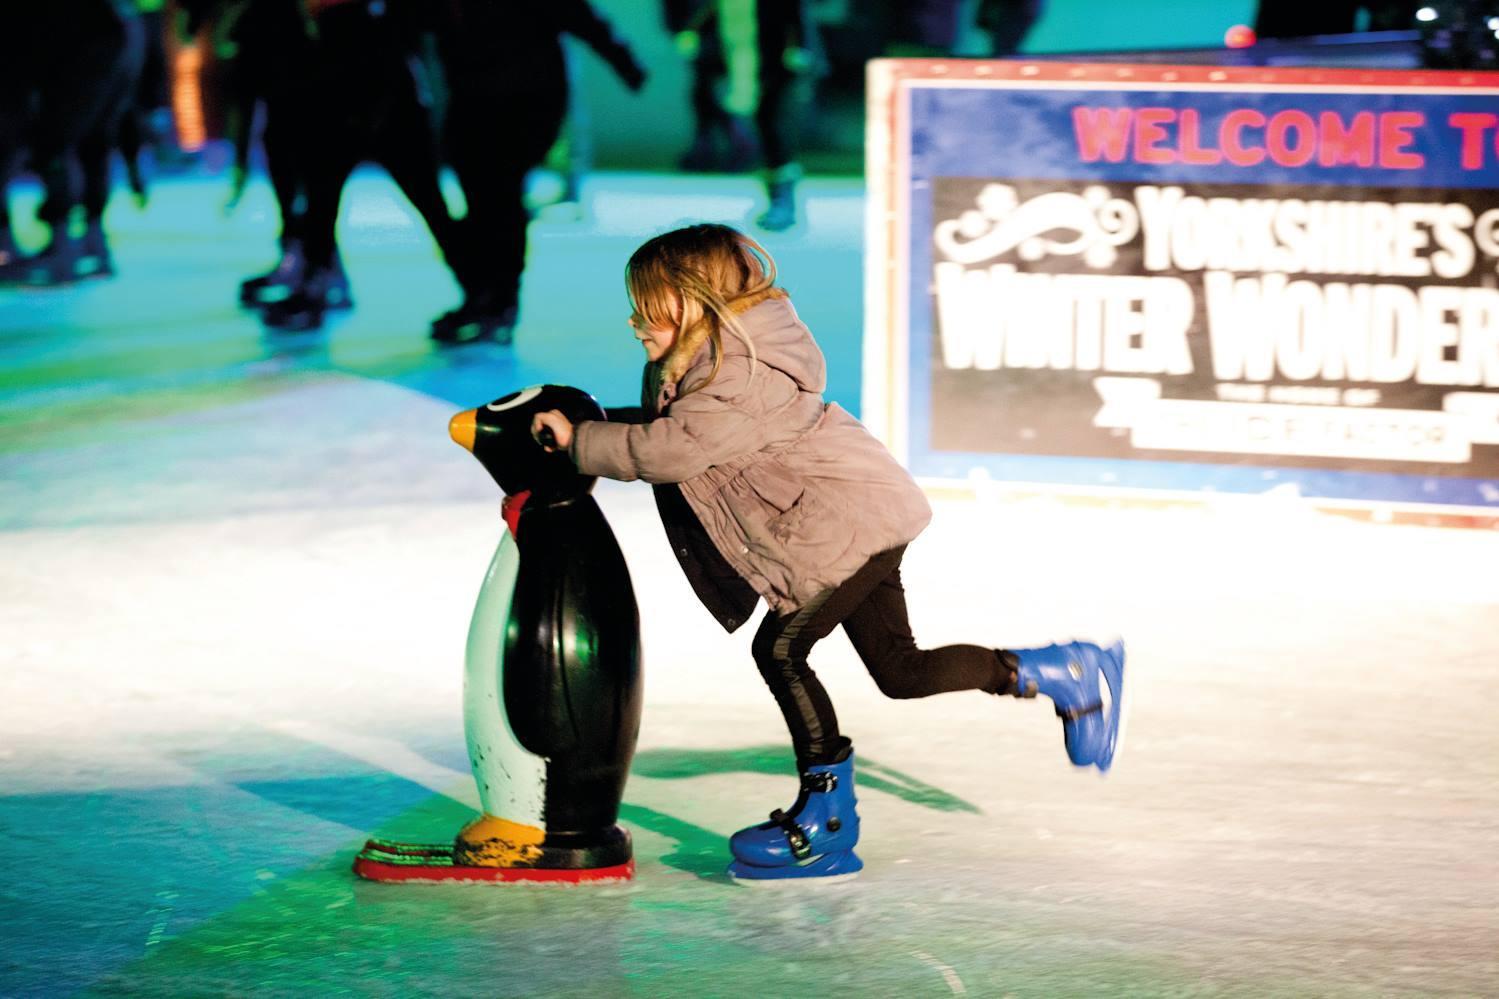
left=452, top=814, right=546, bottom=867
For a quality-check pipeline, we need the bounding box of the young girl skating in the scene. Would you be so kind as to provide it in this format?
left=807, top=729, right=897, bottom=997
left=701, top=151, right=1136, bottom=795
left=532, top=223, right=1125, bottom=882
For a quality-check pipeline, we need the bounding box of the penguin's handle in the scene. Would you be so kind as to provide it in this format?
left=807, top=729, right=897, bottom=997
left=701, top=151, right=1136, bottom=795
left=537, top=426, right=558, bottom=450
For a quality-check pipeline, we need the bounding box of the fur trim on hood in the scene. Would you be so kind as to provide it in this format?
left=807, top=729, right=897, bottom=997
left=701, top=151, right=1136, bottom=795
left=660, top=286, right=788, bottom=389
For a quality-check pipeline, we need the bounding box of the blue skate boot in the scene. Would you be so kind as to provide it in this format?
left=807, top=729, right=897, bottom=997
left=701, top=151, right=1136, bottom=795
left=1006, top=641, right=1127, bottom=772
left=727, top=752, right=863, bottom=883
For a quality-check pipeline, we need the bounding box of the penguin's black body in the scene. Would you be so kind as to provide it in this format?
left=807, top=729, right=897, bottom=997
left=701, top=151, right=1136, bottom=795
left=354, top=384, right=643, bottom=883
left=508, top=499, right=641, bottom=840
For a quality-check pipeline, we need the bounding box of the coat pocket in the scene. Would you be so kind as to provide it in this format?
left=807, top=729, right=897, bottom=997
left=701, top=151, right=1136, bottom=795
left=739, top=474, right=843, bottom=556
left=722, top=462, right=810, bottom=563
left=739, top=462, right=804, bottom=514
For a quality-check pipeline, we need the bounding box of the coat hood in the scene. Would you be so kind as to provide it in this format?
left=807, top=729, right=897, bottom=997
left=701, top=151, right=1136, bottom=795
left=658, top=287, right=826, bottom=400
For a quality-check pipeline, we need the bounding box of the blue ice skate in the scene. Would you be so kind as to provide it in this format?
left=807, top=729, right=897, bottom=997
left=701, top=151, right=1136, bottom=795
left=727, top=753, right=862, bottom=883
left=1010, top=640, right=1127, bottom=772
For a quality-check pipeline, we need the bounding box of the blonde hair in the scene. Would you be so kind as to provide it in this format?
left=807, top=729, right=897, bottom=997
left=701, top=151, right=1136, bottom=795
left=625, top=223, right=777, bottom=397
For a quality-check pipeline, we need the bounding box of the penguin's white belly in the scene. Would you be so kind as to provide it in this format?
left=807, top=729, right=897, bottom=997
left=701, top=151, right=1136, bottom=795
left=462, top=529, right=546, bottom=826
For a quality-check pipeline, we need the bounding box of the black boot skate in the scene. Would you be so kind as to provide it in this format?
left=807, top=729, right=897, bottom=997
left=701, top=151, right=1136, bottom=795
left=756, top=164, right=801, bottom=232
left=240, top=238, right=305, bottom=308
left=77, top=220, right=115, bottom=279
left=261, top=266, right=343, bottom=332
left=430, top=295, right=518, bottom=346
left=17, top=231, right=84, bottom=286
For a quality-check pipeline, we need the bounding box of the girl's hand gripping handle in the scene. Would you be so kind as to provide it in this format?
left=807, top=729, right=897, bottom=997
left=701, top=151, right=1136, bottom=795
left=531, top=410, right=574, bottom=452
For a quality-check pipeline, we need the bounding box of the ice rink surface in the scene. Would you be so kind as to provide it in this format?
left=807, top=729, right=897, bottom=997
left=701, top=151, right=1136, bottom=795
left=2, top=172, right=1496, bottom=997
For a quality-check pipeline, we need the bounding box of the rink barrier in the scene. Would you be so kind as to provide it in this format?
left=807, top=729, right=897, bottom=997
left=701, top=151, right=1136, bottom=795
left=867, top=58, right=1499, bottom=526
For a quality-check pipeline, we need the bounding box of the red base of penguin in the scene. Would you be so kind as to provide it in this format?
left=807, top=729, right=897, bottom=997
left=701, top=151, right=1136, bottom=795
left=352, top=837, right=635, bottom=884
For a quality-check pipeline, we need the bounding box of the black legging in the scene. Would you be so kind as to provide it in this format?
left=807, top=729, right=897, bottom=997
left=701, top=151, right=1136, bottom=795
left=444, top=85, right=566, bottom=308
left=31, top=7, right=144, bottom=228
left=750, top=545, right=1009, bottom=770
left=296, top=4, right=459, bottom=278
left=750, top=0, right=806, bottom=170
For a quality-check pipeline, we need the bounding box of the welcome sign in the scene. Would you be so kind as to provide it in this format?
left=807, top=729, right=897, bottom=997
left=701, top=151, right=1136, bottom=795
left=865, top=61, right=1499, bottom=516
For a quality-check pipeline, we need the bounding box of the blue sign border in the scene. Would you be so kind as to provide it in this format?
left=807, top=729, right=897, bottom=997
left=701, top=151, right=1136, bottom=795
left=900, top=74, right=1499, bottom=509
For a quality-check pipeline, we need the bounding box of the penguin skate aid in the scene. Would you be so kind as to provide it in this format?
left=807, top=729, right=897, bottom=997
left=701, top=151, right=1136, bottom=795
left=525, top=224, right=1127, bottom=884
left=353, top=384, right=644, bottom=884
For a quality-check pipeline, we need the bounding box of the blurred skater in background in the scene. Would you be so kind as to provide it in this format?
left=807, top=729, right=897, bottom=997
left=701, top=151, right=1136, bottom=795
left=670, top=0, right=822, bottom=231
left=0, top=0, right=147, bottom=285
left=663, top=0, right=759, bottom=173
left=252, top=0, right=464, bottom=333
left=429, top=1, right=647, bottom=345
left=195, top=0, right=327, bottom=311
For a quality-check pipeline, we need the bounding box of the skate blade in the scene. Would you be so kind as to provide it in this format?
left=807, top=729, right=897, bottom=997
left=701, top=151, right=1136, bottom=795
left=728, top=870, right=860, bottom=887
left=361, top=837, right=453, bottom=858
left=727, top=850, right=863, bottom=885
left=1094, top=639, right=1128, bottom=773
left=430, top=321, right=514, bottom=347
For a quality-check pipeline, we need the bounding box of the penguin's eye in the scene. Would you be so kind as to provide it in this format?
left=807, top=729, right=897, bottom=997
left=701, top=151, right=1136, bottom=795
left=486, top=386, right=543, bottom=412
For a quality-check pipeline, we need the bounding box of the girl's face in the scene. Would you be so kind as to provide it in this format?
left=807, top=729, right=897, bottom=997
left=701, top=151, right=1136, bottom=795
left=630, top=287, right=682, bottom=362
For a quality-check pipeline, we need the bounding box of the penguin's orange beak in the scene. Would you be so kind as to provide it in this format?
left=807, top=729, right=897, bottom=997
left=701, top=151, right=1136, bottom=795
left=448, top=409, right=477, bottom=452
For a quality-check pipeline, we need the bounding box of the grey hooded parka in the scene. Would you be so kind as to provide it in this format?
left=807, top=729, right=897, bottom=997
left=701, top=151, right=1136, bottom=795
left=571, top=288, right=933, bottom=628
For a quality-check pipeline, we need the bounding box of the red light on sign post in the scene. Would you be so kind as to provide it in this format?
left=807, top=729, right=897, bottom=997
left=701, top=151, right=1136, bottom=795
left=172, top=45, right=206, bottom=153
left=1225, top=24, right=1257, bottom=49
